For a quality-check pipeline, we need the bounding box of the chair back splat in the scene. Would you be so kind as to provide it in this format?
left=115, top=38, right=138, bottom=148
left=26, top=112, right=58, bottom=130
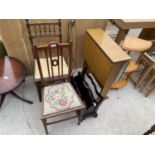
left=25, top=19, right=62, bottom=58
left=34, top=42, right=72, bottom=85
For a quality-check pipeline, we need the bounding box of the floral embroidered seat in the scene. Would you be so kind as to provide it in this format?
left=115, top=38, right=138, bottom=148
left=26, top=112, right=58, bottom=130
left=42, top=82, right=84, bottom=116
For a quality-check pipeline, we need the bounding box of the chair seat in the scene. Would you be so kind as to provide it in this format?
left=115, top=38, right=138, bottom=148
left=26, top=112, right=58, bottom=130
left=42, top=82, right=84, bottom=116
left=122, top=36, right=152, bottom=52
left=34, top=57, right=68, bottom=81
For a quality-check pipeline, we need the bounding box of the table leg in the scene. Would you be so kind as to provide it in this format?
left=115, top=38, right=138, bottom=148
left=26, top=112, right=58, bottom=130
left=139, top=28, right=155, bottom=40
left=115, top=29, right=129, bottom=45
left=35, top=81, right=42, bottom=102
left=78, top=108, right=85, bottom=125
left=11, top=91, right=33, bottom=104
left=0, top=94, right=6, bottom=108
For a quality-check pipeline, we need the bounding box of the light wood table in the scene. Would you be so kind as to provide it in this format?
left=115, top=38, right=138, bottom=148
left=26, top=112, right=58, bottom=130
left=111, top=19, right=155, bottom=44
left=84, top=28, right=131, bottom=97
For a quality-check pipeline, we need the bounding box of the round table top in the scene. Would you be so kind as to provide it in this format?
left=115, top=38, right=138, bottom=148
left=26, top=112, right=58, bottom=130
left=0, top=56, right=26, bottom=94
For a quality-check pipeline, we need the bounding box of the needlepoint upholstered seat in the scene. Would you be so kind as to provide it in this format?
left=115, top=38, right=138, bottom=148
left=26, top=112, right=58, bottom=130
left=42, top=82, right=84, bottom=116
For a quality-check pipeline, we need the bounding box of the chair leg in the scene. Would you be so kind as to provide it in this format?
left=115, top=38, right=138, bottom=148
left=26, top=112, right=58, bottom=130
left=140, top=75, right=155, bottom=93
left=136, top=66, right=152, bottom=88
left=0, top=94, right=6, bottom=108
left=136, top=52, right=145, bottom=64
left=126, top=72, right=132, bottom=80
left=78, top=109, right=84, bottom=125
left=115, top=29, right=129, bottom=45
left=146, top=86, right=155, bottom=97
left=35, top=82, right=42, bottom=102
left=42, top=119, right=48, bottom=135
left=144, top=124, right=155, bottom=135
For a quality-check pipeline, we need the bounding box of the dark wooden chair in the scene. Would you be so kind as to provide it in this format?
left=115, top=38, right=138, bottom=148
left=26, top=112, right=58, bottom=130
left=34, top=42, right=85, bottom=134
left=25, top=19, right=63, bottom=101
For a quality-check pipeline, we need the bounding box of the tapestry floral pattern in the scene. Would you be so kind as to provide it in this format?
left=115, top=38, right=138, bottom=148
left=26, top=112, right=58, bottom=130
left=43, top=82, right=82, bottom=115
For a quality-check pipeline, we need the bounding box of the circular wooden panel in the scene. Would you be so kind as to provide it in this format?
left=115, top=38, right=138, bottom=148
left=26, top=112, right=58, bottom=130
left=0, top=56, right=26, bottom=94
left=52, top=59, right=59, bottom=66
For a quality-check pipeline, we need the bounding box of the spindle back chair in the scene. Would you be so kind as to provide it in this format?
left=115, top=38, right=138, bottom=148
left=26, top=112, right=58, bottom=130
left=25, top=19, right=63, bottom=101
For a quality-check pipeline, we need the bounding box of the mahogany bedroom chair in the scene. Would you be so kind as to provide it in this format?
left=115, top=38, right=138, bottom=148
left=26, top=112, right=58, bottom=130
left=34, top=42, right=85, bottom=134
left=25, top=19, right=64, bottom=101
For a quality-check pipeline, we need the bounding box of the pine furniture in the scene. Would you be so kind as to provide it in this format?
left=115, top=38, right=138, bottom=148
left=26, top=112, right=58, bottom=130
left=110, top=19, right=155, bottom=44
left=112, top=36, right=152, bottom=89
left=137, top=50, right=155, bottom=96
left=83, top=28, right=130, bottom=97
left=134, top=52, right=155, bottom=90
